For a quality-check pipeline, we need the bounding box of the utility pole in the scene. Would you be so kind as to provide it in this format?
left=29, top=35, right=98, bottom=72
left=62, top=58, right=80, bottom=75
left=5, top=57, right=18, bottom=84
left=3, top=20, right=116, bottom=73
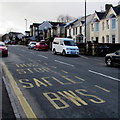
left=85, top=0, right=87, bottom=55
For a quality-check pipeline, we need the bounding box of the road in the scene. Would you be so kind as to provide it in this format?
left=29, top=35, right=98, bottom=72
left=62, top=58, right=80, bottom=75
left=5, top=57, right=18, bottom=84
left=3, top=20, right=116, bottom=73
left=1, top=45, right=120, bottom=119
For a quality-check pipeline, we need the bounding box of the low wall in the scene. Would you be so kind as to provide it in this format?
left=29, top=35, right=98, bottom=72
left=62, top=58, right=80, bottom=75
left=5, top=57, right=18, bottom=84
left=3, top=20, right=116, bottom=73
left=76, top=43, right=120, bottom=56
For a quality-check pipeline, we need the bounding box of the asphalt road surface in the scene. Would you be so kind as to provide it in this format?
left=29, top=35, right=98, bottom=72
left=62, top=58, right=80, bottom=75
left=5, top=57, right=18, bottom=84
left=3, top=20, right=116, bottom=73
left=1, top=45, right=120, bottom=119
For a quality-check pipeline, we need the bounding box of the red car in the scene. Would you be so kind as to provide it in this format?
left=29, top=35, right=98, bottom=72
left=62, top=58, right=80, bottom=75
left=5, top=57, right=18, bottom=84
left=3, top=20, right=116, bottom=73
left=0, top=42, right=8, bottom=57
left=34, top=42, right=48, bottom=51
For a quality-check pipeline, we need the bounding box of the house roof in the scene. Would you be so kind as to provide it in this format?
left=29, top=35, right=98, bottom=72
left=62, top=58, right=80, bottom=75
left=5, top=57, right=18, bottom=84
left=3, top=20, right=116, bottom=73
left=113, top=5, right=120, bottom=15
left=72, top=14, right=94, bottom=27
left=64, top=18, right=78, bottom=27
left=95, top=11, right=106, bottom=20
left=33, top=23, right=41, bottom=27
left=57, top=23, right=66, bottom=27
left=95, top=4, right=120, bottom=20
left=9, top=32, right=23, bottom=35
left=49, top=21, right=64, bottom=26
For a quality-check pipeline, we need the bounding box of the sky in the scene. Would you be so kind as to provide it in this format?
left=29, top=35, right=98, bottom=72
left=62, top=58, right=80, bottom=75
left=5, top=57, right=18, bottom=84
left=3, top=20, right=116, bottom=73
left=0, top=0, right=119, bottom=35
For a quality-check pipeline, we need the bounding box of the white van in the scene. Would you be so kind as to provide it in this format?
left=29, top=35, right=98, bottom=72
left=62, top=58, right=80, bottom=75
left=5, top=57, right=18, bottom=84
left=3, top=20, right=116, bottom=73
left=52, top=38, right=79, bottom=56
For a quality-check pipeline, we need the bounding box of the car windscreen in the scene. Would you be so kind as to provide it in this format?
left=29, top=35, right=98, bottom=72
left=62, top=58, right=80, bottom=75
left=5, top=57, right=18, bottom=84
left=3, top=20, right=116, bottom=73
left=0, top=44, right=5, bottom=47
left=64, top=41, right=76, bottom=46
left=31, top=43, right=36, bottom=45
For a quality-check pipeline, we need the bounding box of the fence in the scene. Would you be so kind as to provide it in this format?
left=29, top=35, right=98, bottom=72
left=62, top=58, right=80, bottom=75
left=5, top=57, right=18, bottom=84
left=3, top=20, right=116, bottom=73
left=76, top=43, right=120, bottom=56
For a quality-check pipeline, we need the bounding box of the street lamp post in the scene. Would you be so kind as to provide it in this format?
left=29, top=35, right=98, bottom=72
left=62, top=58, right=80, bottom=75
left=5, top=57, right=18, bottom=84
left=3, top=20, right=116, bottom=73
left=85, top=0, right=87, bottom=55
left=24, top=19, right=27, bottom=31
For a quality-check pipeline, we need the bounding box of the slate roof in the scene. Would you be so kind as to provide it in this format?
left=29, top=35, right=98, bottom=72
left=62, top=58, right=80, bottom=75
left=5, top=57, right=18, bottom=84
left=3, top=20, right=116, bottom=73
left=72, top=14, right=94, bottom=28
left=64, top=18, right=78, bottom=27
left=33, top=23, right=41, bottom=27
left=95, top=4, right=120, bottom=20
left=95, top=11, right=106, bottom=20
left=57, top=23, right=66, bottom=27
left=113, top=5, right=120, bottom=15
left=49, top=21, right=65, bottom=26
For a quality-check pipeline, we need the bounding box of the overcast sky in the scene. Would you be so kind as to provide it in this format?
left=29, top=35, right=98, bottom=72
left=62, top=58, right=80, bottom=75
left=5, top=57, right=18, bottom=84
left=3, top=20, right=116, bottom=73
left=0, top=0, right=119, bottom=34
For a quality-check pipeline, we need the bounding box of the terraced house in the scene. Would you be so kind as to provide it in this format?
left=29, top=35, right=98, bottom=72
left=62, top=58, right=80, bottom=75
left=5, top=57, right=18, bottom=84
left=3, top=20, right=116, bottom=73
left=90, top=4, right=120, bottom=44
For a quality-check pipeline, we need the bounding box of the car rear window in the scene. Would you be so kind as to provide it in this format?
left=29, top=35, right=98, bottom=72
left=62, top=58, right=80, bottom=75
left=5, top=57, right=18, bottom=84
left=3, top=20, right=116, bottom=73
left=40, top=43, right=46, bottom=45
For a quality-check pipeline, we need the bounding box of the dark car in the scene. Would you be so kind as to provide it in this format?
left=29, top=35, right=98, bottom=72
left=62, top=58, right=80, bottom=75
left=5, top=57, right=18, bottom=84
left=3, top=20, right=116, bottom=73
left=0, top=42, right=8, bottom=57
left=34, top=42, right=48, bottom=51
left=105, top=49, right=120, bottom=66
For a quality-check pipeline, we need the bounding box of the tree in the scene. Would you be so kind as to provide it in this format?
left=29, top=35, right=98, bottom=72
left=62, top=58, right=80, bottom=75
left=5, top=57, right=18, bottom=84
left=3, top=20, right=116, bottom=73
left=57, top=14, right=75, bottom=23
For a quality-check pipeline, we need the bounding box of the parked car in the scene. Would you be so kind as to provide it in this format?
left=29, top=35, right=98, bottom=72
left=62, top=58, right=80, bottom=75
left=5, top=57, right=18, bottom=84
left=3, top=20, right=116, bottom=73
left=28, top=41, right=37, bottom=49
left=34, top=42, right=48, bottom=51
left=10, top=41, right=16, bottom=45
left=52, top=38, right=79, bottom=56
left=4, top=40, right=11, bottom=44
left=105, top=49, right=120, bottom=66
left=0, top=42, right=8, bottom=57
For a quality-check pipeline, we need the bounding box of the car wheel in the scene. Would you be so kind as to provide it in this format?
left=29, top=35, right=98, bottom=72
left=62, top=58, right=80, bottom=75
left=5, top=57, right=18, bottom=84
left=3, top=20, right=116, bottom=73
left=106, top=58, right=112, bottom=66
left=53, top=49, right=56, bottom=55
left=62, top=50, right=66, bottom=56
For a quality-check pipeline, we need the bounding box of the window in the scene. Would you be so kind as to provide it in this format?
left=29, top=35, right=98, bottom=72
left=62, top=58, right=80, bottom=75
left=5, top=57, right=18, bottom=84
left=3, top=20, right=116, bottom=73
left=95, top=22, right=99, bottom=32
left=112, top=35, right=115, bottom=43
left=91, top=23, right=94, bottom=31
left=102, top=37, right=105, bottom=43
left=64, top=41, right=76, bottom=46
left=80, top=26, right=82, bottom=33
left=73, top=28, right=75, bottom=35
left=102, top=22, right=104, bottom=30
left=112, top=19, right=116, bottom=29
left=76, top=27, right=77, bottom=35
left=69, top=29, right=71, bottom=36
left=106, top=35, right=109, bottom=43
left=106, top=20, right=109, bottom=29
left=53, top=40, right=59, bottom=44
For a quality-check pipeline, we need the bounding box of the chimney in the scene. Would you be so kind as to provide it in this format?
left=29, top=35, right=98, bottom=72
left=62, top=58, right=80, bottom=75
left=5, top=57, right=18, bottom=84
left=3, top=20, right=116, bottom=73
left=118, top=1, right=120, bottom=5
left=105, top=4, right=113, bottom=11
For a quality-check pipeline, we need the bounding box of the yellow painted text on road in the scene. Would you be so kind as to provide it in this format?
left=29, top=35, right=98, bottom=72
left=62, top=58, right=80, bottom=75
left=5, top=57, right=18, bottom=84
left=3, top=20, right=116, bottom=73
left=43, top=89, right=105, bottom=109
left=95, top=85, right=110, bottom=93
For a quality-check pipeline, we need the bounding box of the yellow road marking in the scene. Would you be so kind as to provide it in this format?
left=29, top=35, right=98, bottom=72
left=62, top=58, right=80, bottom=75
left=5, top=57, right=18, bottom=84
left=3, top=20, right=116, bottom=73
left=61, top=70, right=68, bottom=74
left=95, top=85, right=110, bottom=93
left=74, top=76, right=85, bottom=81
left=2, top=62, right=38, bottom=119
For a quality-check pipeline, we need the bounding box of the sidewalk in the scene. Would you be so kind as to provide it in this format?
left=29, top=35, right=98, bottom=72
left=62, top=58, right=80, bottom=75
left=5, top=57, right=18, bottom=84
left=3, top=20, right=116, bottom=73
left=0, top=59, right=16, bottom=119
left=2, top=80, right=16, bottom=120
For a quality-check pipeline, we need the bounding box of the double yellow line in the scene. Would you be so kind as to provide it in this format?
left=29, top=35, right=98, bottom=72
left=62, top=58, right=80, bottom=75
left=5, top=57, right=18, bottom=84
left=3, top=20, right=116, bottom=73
left=2, top=62, right=38, bottom=119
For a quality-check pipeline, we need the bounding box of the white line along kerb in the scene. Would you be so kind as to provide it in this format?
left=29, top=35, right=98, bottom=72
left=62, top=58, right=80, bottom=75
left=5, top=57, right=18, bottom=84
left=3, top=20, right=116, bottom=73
left=54, top=60, right=74, bottom=67
left=88, top=70, right=120, bottom=82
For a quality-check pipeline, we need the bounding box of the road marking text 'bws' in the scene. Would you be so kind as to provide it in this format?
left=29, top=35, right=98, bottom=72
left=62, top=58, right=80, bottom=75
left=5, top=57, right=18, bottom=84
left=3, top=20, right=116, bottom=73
left=43, top=89, right=105, bottom=109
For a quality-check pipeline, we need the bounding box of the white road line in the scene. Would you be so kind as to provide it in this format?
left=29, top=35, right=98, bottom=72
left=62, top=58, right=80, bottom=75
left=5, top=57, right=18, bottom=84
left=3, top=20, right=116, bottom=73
left=54, top=60, right=74, bottom=67
left=88, top=70, right=120, bottom=82
left=38, top=55, right=48, bottom=59
left=79, top=55, right=88, bottom=59
left=28, top=59, right=33, bottom=62
left=30, top=52, right=34, bottom=54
